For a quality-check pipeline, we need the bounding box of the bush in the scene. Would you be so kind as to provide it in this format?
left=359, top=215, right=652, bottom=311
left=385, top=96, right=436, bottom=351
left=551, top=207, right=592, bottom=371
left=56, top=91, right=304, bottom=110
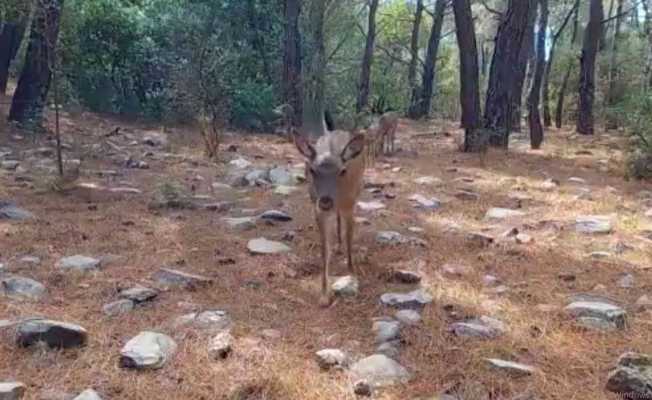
left=622, top=92, right=652, bottom=180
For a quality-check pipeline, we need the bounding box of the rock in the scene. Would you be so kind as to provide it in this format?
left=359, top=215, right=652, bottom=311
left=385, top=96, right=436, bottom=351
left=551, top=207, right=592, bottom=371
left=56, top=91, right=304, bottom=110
left=244, top=169, right=269, bottom=186
left=142, top=132, right=168, bottom=148
left=119, top=285, right=158, bottom=303
left=449, top=316, right=506, bottom=339
left=485, top=359, right=536, bottom=376
left=175, top=310, right=231, bottom=332
left=0, top=275, right=46, bottom=301
left=376, top=231, right=406, bottom=245
left=353, top=380, right=372, bottom=397
left=408, top=226, right=424, bottom=233
left=16, top=319, right=88, bottom=349
left=606, top=352, right=652, bottom=399
left=274, top=185, right=297, bottom=195
left=119, top=331, right=177, bottom=369
left=349, top=354, right=411, bottom=388
left=636, top=295, right=652, bottom=311
left=455, top=190, right=480, bottom=201
left=618, top=273, right=635, bottom=288
left=208, top=331, right=233, bottom=360
left=103, top=299, right=134, bottom=316
left=575, top=215, right=613, bottom=234
left=568, top=177, right=587, bottom=184
left=515, top=233, right=532, bottom=244
left=380, top=288, right=433, bottom=310
left=408, top=194, right=441, bottom=210
left=204, top=201, right=235, bottom=212
left=376, top=341, right=401, bottom=359
left=357, top=201, right=386, bottom=212
left=0, top=202, right=33, bottom=220
left=372, top=319, right=401, bottom=344
left=222, top=216, right=256, bottom=231
left=482, top=275, right=500, bottom=287
left=332, top=276, right=359, bottom=297
left=413, top=176, right=442, bottom=186
left=19, top=256, right=41, bottom=265
left=72, top=390, right=102, bottom=400
left=153, top=268, right=212, bottom=288
left=540, top=179, right=559, bottom=191
left=229, top=157, right=252, bottom=169
left=485, top=208, right=525, bottom=220
left=1, top=160, right=19, bottom=170
left=211, top=182, right=232, bottom=191
left=576, top=317, right=619, bottom=331
left=565, top=301, right=626, bottom=330
left=315, top=348, right=349, bottom=370
left=395, top=309, right=421, bottom=325
left=268, top=167, right=295, bottom=186
left=259, top=210, right=292, bottom=222
left=590, top=251, right=611, bottom=259
left=386, top=269, right=422, bottom=284
left=247, top=238, right=291, bottom=254
left=56, top=255, right=101, bottom=272
left=441, top=263, right=471, bottom=277
left=0, top=382, right=26, bottom=400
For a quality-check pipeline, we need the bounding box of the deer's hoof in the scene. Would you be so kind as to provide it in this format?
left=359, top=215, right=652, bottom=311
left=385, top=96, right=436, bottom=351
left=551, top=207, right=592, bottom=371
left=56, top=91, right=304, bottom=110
left=319, top=293, right=333, bottom=308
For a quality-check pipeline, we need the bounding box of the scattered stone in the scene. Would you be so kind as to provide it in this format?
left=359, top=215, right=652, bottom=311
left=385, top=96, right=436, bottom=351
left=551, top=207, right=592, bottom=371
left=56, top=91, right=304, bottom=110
left=380, top=288, right=433, bottom=310
left=244, top=169, right=269, bottom=186
left=636, top=295, right=652, bottom=311
left=222, top=216, right=256, bottom=231
left=376, top=231, right=407, bottom=245
left=0, top=202, right=33, bottom=220
left=268, top=167, right=295, bottom=186
left=119, top=285, right=158, bottom=303
left=413, top=176, right=442, bottom=186
left=576, top=215, right=613, bottom=234
left=142, top=132, right=168, bottom=148
left=386, top=269, right=421, bottom=284
left=372, top=318, right=401, bottom=344
left=540, top=179, right=560, bottom=191
left=274, top=185, right=297, bottom=195
left=56, top=255, right=101, bottom=272
left=376, top=341, right=401, bottom=359
left=449, top=316, right=506, bottom=339
left=259, top=209, right=292, bottom=222
left=482, top=275, right=500, bottom=287
left=408, top=194, right=441, bottom=210
left=119, top=331, right=177, bottom=369
left=315, top=349, right=349, bottom=370
left=353, top=380, right=372, bottom=397
left=357, top=201, right=386, bottom=212
left=618, top=273, right=635, bottom=288
left=349, top=354, right=411, bottom=388
left=590, top=251, right=611, bottom=259
left=16, top=319, right=88, bottom=349
left=1, top=160, right=19, bottom=170
left=153, top=268, right=213, bottom=288
left=208, top=331, right=233, bottom=360
left=73, top=389, right=102, bottom=400
left=568, top=177, right=587, bottom=184
left=394, top=309, right=421, bottom=325
left=103, top=299, right=135, bottom=316
left=175, top=310, right=231, bottom=332
left=606, top=352, right=652, bottom=399
left=247, top=237, right=291, bottom=254
left=229, top=157, right=251, bottom=169
left=332, top=275, right=359, bottom=297
left=485, top=359, right=536, bottom=377
left=0, top=382, right=26, bottom=400
left=0, top=275, right=46, bottom=301
left=485, top=208, right=525, bottom=220
left=455, top=190, right=479, bottom=201
left=441, top=263, right=471, bottom=277
left=19, top=256, right=41, bottom=266
left=565, top=301, right=626, bottom=330
left=515, top=233, right=532, bottom=244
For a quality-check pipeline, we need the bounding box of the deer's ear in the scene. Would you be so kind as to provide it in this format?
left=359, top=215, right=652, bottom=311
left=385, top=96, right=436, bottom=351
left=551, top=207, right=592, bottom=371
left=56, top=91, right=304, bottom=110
left=293, top=130, right=316, bottom=161
left=341, top=134, right=365, bottom=162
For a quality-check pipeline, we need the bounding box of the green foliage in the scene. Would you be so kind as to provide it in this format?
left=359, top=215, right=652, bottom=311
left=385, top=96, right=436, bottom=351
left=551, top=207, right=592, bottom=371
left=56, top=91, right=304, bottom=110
left=621, top=92, right=652, bottom=179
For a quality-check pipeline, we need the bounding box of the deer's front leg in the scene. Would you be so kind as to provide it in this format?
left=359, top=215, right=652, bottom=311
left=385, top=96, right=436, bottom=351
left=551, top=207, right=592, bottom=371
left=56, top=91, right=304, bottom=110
left=317, top=212, right=332, bottom=307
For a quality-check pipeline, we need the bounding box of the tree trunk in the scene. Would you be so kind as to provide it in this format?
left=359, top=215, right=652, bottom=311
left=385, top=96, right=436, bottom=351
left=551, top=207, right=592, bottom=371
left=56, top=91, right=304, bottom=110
left=606, top=0, right=624, bottom=129
left=452, top=0, right=482, bottom=152
left=555, top=3, right=580, bottom=129
left=282, top=0, right=303, bottom=128
left=644, top=0, right=652, bottom=88
left=0, top=21, right=26, bottom=95
left=406, top=0, right=424, bottom=117
left=413, top=0, right=447, bottom=119
left=9, top=0, right=64, bottom=128
left=484, top=0, right=534, bottom=148
left=576, top=0, right=604, bottom=135
left=246, top=0, right=272, bottom=83
left=527, top=0, right=548, bottom=149
left=512, top=3, right=537, bottom=132
left=356, top=0, right=380, bottom=113
left=302, top=0, right=327, bottom=139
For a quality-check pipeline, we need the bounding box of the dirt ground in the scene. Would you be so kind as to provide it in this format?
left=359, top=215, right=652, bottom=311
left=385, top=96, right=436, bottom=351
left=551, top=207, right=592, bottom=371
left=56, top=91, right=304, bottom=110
left=1, top=94, right=652, bottom=399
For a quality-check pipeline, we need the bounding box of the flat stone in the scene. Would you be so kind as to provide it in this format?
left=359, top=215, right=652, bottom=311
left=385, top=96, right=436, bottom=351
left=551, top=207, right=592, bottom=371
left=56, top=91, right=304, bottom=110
left=372, top=319, right=401, bottom=344
left=229, top=157, right=252, bottom=169
left=1, top=275, right=46, bottom=301
left=259, top=210, right=292, bottom=222
left=485, top=208, right=525, bottom=220
left=380, top=288, right=433, bottom=310
left=0, top=382, right=26, bottom=400
left=274, top=185, right=297, bottom=195
left=208, top=331, right=233, bottom=360
left=244, top=169, right=269, bottom=186
left=119, top=285, right=158, bottom=303
left=332, top=275, right=359, bottom=297
left=590, top=251, right=611, bottom=259
left=357, top=201, right=386, bottom=212
left=222, top=216, right=256, bottom=231
left=618, top=273, right=635, bottom=288
left=72, top=389, right=102, bottom=400
left=606, top=352, right=652, bottom=399
left=56, top=255, right=101, bottom=272
left=565, top=301, right=626, bottom=329
left=408, top=194, right=441, bottom=210
left=485, top=358, right=536, bottom=376
left=19, top=256, right=41, bottom=265
left=413, top=176, right=442, bottom=185
left=394, top=309, right=421, bottom=325
left=455, top=190, right=480, bottom=201
left=515, top=233, right=532, bottom=244
left=386, top=269, right=422, bottom=284
left=1, top=160, right=19, bottom=170
left=268, top=167, right=296, bottom=186
left=575, top=215, right=613, bottom=234
left=102, top=299, right=134, bottom=316
left=349, top=354, right=411, bottom=388
left=315, top=348, right=349, bottom=370
left=153, top=268, right=212, bottom=288
left=16, top=319, right=88, bottom=349
left=0, top=202, right=33, bottom=220
left=247, top=238, right=291, bottom=254
left=576, top=317, right=619, bottom=331
left=174, top=310, right=231, bottom=332
left=568, top=177, right=587, bottom=184
left=449, top=316, right=506, bottom=339
left=119, top=331, right=177, bottom=369
left=376, top=340, right=401, bottom=359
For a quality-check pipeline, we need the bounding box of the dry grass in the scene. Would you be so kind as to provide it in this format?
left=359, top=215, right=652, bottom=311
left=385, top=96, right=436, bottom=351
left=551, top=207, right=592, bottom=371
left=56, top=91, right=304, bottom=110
left=1, top=103, right=652, bottom=399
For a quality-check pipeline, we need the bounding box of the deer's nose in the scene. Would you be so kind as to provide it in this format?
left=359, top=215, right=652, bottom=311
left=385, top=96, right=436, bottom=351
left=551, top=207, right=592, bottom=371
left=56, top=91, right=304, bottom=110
left=318, top=196, right=334, bottom=211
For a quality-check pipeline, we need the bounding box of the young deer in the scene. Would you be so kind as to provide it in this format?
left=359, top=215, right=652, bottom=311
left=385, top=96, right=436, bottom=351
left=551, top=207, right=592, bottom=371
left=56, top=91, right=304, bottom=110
left=293, top=129, right=366, bottom=307
left=377, top=111, right=398, bottom=155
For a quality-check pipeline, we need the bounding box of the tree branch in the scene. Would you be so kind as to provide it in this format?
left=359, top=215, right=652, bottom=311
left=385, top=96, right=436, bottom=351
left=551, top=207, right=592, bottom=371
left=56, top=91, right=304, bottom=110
left=602, top=0, right=643, bottom=24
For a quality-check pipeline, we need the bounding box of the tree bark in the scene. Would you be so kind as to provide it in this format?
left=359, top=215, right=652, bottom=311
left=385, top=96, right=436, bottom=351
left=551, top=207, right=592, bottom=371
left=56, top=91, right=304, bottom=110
left=576, top=0, right=604, bottom=135
left=605, top=0, right=624, bottom=129
left=413, top=0, right=447, bottom=119
left=452, top=0, right=483, bottom=152
left=406, top=0, right=424, bottom=117
left=527, top=0, right=548, bottom=149
left=643, top=0, right=652, bottom=88
left=282, top=0, right=303, bottom=128
left=356, top=0, right=380, bottom=113
left=9, top=0, right=64, bottom=128
left=484, top=0, right=535, bottom=148
left=0, top=21, right=26, bottom=95
left=555, top=3, right=581, bottom=129
left=512, top=3, right=537, bottom=132
left=302, top=0, right=327, bottom=139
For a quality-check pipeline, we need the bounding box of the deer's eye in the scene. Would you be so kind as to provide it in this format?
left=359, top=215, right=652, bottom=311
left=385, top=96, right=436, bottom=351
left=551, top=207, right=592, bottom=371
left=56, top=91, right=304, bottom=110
left=339, top=168, right=347, bottom=176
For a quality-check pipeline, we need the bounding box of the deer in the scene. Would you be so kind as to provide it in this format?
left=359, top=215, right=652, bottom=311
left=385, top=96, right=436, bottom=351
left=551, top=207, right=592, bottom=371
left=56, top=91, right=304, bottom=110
left=377, top=111, right=398, bottom=156
left=292, top=128, right=366, bottom=307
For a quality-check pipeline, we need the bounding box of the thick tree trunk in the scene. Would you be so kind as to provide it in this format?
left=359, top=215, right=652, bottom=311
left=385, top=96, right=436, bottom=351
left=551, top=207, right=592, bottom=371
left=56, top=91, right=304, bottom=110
left=282, top=0, right=303, bottom=128
left=576, top=0, right=604, bottom=135
left=303, top=0, right=327, bottom=139
left=606, top=0, right=624, bottom=129
left=512, top=3, right=537, bottom=132
left=484, top=0, right=534, bottom=148
left=356, top=0, right=380, bottom=113
left=9, top=0, right=64, bottom=128
left=0, top=21, right=26, bottom=95
left=527, top=0, right=548, bottom=149
left=413, top=0, right=447, bottom=119
left=452, top=0, right=482, bottom=152
left=406, top=0, right=424, bottom=117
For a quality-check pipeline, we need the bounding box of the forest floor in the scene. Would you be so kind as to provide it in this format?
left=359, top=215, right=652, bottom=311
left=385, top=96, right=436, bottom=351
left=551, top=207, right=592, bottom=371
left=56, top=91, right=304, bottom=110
left=1, top=92, right=652, bottom=400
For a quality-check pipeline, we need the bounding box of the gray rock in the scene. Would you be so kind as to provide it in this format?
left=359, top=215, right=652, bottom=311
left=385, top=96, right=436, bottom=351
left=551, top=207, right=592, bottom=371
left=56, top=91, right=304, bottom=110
left=174, top=310, right=231, bottom=332
left=455, top=190, right=480, bottom=201
left=1, top=160, right=19, bottom=170
left=19, top=256, right=41, bottom=266
left=0, top=202, right=33, bottom=220
left=565, top=301, right=626, bottom=329
left=332, top=275, right=359, bottom=297
left=72, top=389, right=102, bottom=400
left=153, top=268, right=212, bottom=288
left=618, top=273, right=635, bottom=288
left=485, top=208, right=525, bottom=220
left=0, top=382, right=26, bottom=400
left=16, top=319, right=88, bottom=349
left=449, top=316, right=506, bottom=339
left=222, top=217, right=256, bottom=231
left=372, top=319, right=401, bottom=344
left=394, top=309, right=421, bottom=325
left=575, top=215, right=613, bottom=234
left=576, top=317, right=619, bottom=331
left=244, top=169, right=270, bottom=186
left=357, top=201, right=386, bottom=212
left=1, top=275, right=46, bottom=301
left=142, top=132, right=168, bottom=148
left=315, top=348, right=349, bottom=370
left=208, top=331, right=233, bottom=360
left=268, top=167, right=295, bottom=186
left=376, top=231, right=407, bottom=245
left=229, top=157, right=252, bottom=169
left=119, top=285, right=158, bottom=303
left=387, top=269, right=422, bottom=284
left=120, top=331, right=177, bottom=369
left=413, top=176, right=442, bottom=186
left=353, top=380, right=372, bottom=397
left=103, top=299, right=134, bottom=316
left=380, top=288, right=433, bottom=310
left=349, top=354, right=411, bottom=388
left=247, top=238, right=291, bottom=254
left=56, top=255, right=101, bottom=272
left=408, top=194, right=441, bottom=210
left=259, top=210, right=292, bottom=222
left=606, top=352, right=652, bottom=399
left=376, top=340, right=401, bottom=359
left=274, top=185, right=297, bottom=196
left=485, top=358, right=536, bottom=376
